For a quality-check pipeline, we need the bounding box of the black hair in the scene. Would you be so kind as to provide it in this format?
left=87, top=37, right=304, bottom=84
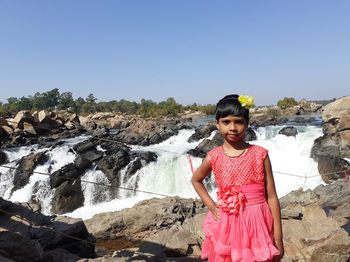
left=215, top=94, right=249, bottom=122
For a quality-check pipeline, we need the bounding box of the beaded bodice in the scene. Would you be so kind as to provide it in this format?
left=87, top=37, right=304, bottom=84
left=207, top=145, right=268, bottom=188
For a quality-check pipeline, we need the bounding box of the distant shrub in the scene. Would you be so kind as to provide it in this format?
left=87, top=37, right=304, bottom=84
left=277, top=97, right=298, bottom=109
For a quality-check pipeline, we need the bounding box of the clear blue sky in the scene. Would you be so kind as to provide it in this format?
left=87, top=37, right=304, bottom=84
left=0, top=0, right=349, bottom=106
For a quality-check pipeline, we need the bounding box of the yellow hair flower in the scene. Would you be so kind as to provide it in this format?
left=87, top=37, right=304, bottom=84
left=238, top=95, right=254, bottom=109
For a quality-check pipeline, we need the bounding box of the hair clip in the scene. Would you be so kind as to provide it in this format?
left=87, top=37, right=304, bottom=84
left=238, top=95, right=254, bottom=109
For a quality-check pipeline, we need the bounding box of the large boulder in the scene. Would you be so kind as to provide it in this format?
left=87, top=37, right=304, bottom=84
left=0, top=197, right=95, bottom=260
left=321, top=96, right=350, bottom=158
left=11, top=111, right=34, bottom=129
left=12, top=152, right=49, bottom=192
left=0, top=150, right=8, bottom=165
left=51, top=180, right=84, bottom=214
left=317, top=155, right=350, bottom=184
left=250, top=116, right=288, bottom=127
left=187, top=123, right=217, bottom=143
left=279, top=126, right=298, bottom=137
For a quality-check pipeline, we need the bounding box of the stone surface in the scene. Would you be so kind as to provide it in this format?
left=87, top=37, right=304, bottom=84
left=279, top=126, right=298, bottom=137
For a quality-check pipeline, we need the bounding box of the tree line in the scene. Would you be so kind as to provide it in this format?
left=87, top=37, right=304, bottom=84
left=0, top=88, right=216, bottom=117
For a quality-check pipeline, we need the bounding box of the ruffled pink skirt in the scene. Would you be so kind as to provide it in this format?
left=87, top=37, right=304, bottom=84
left=201, top=183, right=280, bottom=262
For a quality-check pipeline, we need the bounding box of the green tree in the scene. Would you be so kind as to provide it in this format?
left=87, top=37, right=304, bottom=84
left=58, top=92, right=74, bottom=110
left=277, top=97, right=298, bottom=109
left=86, top=93, right=97, bottom=104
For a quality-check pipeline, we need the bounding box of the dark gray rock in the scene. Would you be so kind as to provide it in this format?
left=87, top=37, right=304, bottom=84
left=187, top=124, right=217, bottom=143
left=187, top=131, right=223, bottom=158
left=250, top=116, right=288, bottom=127
left=279, top=126, right=298, bottom=137
left=0, top=150, right=8, bottom=165
left=73, top=141, right=96, bottom=154
left=13, top=152, right=49, bottom=192
left=74, top=155, right=92, bottom=170
left=50, top=163, right=84, bottom=188
left=311, top=135, right=340, bottom=161
left=317, top=155, right=350, bottom=184
left=244, top=127, right=257, bottom=141
left=51, top=180, right=84, bottom=214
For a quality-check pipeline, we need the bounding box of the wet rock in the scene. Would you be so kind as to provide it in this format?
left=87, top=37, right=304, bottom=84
left=187, top=131, right=223, bottom=158
left=187, top=123, right=217, bottom=143
left=50, top=163, right=85, bottom=188
left=244, top=127, right=257, bottom=141
left=317, top=155, right=350, bottom=184
left=74, top=155, right=92, bottom=170
left=13, top=151, right=49, bottom=191
left=73, top=141, right=96, bottom=154
left=279, top=126, right=298, bottom=137
left=250, top=116, right=288, bottom=127
left=0, top=150, right=8, bottom=165
left=92, top=126, right=109, bottom=137
left=310, top=134, right=340, bottom=161
left=51, top=180, right=84, bottom=214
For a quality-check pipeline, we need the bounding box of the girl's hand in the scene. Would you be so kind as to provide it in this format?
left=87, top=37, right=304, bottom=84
left=209, top=202, right=220, bottom=221
left=273, top=241, right=284, bottom=261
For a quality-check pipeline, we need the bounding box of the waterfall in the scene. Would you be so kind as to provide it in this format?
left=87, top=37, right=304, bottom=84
left=0, top=124, right=324, bottom=219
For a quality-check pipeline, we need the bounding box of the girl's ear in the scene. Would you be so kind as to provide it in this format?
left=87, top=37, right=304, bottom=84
left=215, top=120, right=220, bottom=129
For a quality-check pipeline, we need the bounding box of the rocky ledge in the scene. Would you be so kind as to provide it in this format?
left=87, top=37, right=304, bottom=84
left=1, top=179, right=349, bottom=261
left=81, top=179, right=350, bottom=262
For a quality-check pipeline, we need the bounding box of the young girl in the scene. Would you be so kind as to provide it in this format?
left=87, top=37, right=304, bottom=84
left=192, top=94, right=284, bottom=262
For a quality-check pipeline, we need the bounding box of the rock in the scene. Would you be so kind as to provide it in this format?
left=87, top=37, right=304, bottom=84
left=38, top=110, right=52, bottom=124
left=321, top=96, right=350, bottom=158
left=244, top=127, right=257, bottom=141
left=1, top=125, right=14, bottom=136
left=294, top=117, right=316, bottom=123
left=0, top=197, right=95, bottom=260
left=23, top=122, right=37, bottom=136
left=84, top=197, right=207, bottom=241
left=11, top=111, right=34, bottom=129
left=310, top=134, right=340, bottom=161
left=73, top=141, right=96, bottom=154
left=317, top=155, right=350, bottom=183
left=187, top=131, right=224, bottom=158
left=250, top=116, right=288, bottom=127
left=0, top=150, right=8, bottom=165
left=279, top=126, right=298, bottom=137
left=13, top=151, right=49, bottom=191
left=97, top=149, right=131, bottom=197
left=93, top=126, right=109, bottom=137
left=51, top=180, right=84, bottom=214
left=74, top=155, right=93, bottom=170
left=50, top=163, right=86, bottom=188
left=282, top=204, right=350, bottom=262
left=187, top=123, right=217, bottom=143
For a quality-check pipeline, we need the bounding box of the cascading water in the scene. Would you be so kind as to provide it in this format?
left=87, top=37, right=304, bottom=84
left=0, top=123, right=324, bottom=220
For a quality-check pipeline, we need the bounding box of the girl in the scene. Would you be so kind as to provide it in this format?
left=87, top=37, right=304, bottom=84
left=191, top=94, right=284, bottom=262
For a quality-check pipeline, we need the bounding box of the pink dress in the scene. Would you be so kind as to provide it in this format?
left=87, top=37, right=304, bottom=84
left=201, top=145, right=280, bottom=262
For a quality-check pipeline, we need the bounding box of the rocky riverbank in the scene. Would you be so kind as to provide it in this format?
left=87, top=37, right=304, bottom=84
left=1, top=177, right=349, bottom=262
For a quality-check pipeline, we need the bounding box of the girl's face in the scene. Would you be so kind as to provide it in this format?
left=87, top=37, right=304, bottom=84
left=216, top=115, right=248, bottom=143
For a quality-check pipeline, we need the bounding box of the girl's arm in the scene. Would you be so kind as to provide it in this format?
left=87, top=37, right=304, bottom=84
left=264, top=154, right=284, bottom=260
left=191, top=156, right=219, bottom=221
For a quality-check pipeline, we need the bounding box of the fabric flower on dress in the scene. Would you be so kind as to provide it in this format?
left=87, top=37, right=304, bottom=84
left=238, top=95, right=254, bottom=109
left=217, top=186, right=245, bottom=215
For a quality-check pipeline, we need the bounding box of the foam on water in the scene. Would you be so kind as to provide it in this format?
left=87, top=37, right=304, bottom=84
left=1, top=125, right=326, bottom=220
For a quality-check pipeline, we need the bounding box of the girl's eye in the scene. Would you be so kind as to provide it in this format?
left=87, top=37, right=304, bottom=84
left=223, top=120, right=230, bottom=124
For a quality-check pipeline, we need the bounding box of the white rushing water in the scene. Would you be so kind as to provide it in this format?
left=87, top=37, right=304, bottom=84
left=0, top=124, right=324, bottom=219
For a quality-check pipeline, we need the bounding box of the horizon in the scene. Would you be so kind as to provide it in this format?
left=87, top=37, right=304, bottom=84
left=1, top=1, right=349, bottom=106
